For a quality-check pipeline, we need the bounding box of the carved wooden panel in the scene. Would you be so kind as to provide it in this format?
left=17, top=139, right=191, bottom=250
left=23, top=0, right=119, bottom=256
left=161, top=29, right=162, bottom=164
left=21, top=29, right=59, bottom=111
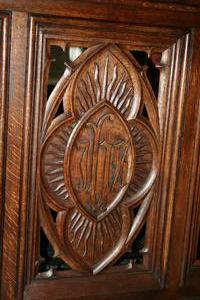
left=0, top=4, right=200, bottom=299
left=39, top=44, right=159, bottom=274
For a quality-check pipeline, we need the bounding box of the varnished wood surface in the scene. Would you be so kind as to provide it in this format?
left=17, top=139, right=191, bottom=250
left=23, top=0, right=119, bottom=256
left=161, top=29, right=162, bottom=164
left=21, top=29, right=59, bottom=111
left=0, top=1, right=200, bottom=299
left=0, top=12, right=29, bottom=300
left=173, top=29, right=200, bottom=287
left=28, top=15, right=187, bottom=52
left=154, top=33, right=194, bottom=287
left=24, top=273, right=200, bottom=300
left=24, top=270, right=160, bottom=300
left=0, top=10, right=10, bottom=296
left=0, top=0, right=200, bottom=28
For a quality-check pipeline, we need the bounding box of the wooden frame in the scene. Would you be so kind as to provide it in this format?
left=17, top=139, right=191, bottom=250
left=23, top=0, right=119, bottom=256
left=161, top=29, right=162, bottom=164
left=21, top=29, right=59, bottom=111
left=0, top=2, right=200, bottom=299
left=0, top=0, right=200, bottom=27
left=0, top=9, right=10, bottom=296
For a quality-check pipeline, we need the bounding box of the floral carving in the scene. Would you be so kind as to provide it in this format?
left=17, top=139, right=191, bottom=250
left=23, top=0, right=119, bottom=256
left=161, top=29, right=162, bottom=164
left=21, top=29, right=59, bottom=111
left=39, top=44, right=159, bottom=274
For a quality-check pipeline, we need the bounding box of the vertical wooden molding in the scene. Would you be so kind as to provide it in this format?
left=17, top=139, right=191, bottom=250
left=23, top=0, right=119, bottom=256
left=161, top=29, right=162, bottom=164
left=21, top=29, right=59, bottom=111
left=162, top=31, right=199, bottom=287
left=1, top=12, right=28, bottom=300
left=151, top=46, right=173, bottom=273
left=176, top=29, right=200, bottom=285
left=0, top=11, right=10, bottom=294
left=153, top=33, right=193, bottom=287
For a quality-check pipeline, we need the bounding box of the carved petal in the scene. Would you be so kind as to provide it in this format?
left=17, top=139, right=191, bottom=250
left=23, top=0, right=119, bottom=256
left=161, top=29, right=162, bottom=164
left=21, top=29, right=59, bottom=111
left=63, top=44, right=141, bottom=120
left=65, top=102, right=135, bottom=220
left=40, top=116, right=74, bottom=210
left=57, top=205, right=131, bottom=273
left=123, top=118, right=158, bottom=206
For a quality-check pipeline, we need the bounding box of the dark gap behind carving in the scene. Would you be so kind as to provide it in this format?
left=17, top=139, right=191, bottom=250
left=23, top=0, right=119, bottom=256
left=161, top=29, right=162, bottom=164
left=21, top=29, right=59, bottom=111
left=132, top=51, right=148, bottom=66
left=141, top=105, right=149, bottom=120
left=39, top=209, right=72, bottom=274
left=39, top=228, right=71, bottom=273
left=132, top=50, right=160, bottom=98
left=49, top=46, right=66, bottom=86
left=49, top=45, right=86, bottom=87
left=147, top=58, right=160, bottom=98
left=48, top=46, right=87, bottom=117
left=115, top=222, right=146, bottom=266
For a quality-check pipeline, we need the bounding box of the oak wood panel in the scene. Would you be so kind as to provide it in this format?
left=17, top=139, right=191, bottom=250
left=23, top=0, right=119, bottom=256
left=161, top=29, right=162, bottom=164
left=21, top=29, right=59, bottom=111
left=0, top=10, right=10, bottom=292
left=0, top=0, right=200, bottom=28
left=25, top=288, right=200, bottom=300
left=185, top=30, right=200, bottom=270
left=170, top=29, right=200, bottom=287
left=29, top=15, right=187, bottom=52
left=23, top=15, right=169, bottom=286
left=15, top=12, right=200, bottom=299
left=0, top=1, right=199, bottom=299
left=23, top=17, right=169, bottom=286
left=153, top=33, right=194, bottom=288
left=0, top=12, right=29, bottom=300
left=24, top=270, right=160, bottom=300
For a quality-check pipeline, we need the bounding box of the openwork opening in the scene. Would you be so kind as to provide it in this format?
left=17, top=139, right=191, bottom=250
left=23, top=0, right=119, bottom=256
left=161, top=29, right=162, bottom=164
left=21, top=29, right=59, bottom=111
left=132, top=50, right=161, bottom=99
left=39, top=229, right=71, bottom=276
left=49, top=46, right=86, bottom=86
left=38, top=43, right=159, bottom=276
left=116, top=223, right=146, bottom=266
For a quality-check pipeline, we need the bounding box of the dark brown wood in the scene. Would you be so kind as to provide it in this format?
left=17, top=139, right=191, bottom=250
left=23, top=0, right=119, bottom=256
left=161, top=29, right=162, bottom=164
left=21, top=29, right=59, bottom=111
left=0, top=12, right=29, bottom=300
left=0, top=0, right=200, bottom=28
left=0, top=10, right=10, bottom=292
left=168, top=29, right=200, bottom=288
left=24, top=270, right=160, bottom=300
left=0, top=1, right=200, bottom=300
left=29, top=15, right=187, bottom=52
left=153, top=32, right=194, bottom=287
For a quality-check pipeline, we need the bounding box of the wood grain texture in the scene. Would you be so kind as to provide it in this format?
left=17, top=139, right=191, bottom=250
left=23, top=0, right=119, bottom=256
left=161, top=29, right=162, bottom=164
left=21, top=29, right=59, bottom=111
left=0, top=1, right=199, bottom=299
left=153, top=33, right=194, bottom=288
left=0, top=0, right=200, bottom=28
left=184, top=30, right=200, bottom=270
left=0, top=12, right=29, bottom=300
left=31, top=15, right=186, bottom=53
left=166, top=29, right=200, bottom=287
left=24, top=270, right=160, bottom=300
left=0, top=10, right=10, bottom=294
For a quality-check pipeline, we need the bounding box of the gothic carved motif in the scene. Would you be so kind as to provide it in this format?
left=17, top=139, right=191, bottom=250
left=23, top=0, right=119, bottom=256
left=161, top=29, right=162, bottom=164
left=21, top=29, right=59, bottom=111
left=39, top=44, right=159, bottom=274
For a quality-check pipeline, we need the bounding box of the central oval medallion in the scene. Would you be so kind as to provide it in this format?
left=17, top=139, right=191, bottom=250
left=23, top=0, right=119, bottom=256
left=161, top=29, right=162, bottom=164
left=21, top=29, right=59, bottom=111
left=65, top=102, right=135, bottom=220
